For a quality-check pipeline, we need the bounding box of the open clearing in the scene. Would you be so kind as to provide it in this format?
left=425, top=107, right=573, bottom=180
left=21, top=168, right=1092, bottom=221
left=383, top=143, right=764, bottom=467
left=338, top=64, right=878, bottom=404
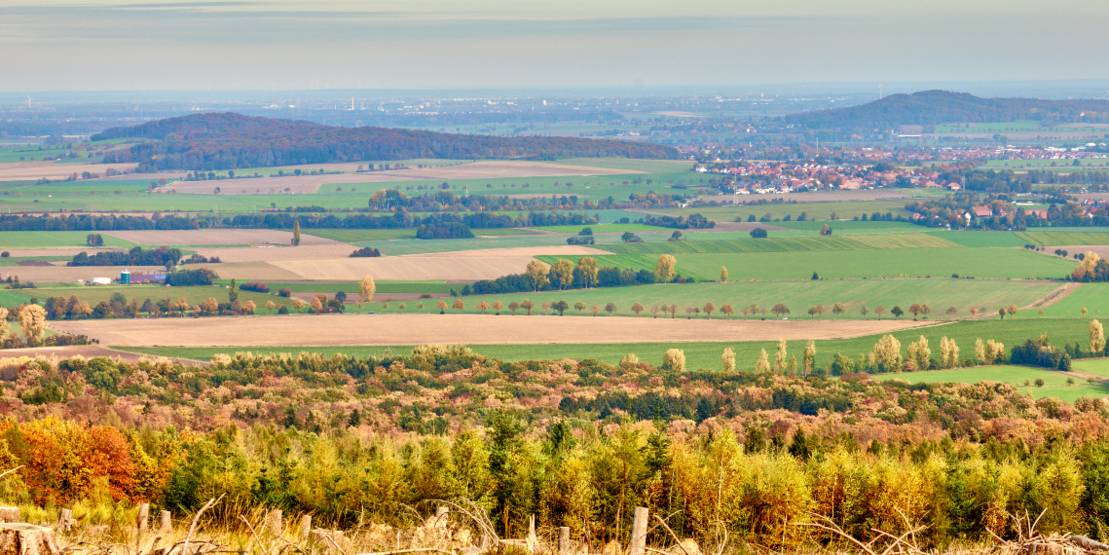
left=161, top=160, right=644, bottom=194
left=50, top=313, right=935, bottom=346
left=0, top=161, right=138, bottom=181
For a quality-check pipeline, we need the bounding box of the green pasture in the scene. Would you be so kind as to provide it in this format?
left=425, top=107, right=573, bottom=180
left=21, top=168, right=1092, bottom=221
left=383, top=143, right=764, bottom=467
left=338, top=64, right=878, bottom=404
left=601, top=233, right=958, bottom=255
left=356, top=277, right=1056, bottom=320
left=118, top=318, right=1105, bottom=402
left=213, top=279, right=454, bottom=295
left=1038, top=283, right=1109, bottom=318
left=657, top=200, right=913, bottom=222
left=0, top=231, right=134, bottom=248
left=2, top=284, right=292, bottom=312
left=1072, top=358, right=1109, bottom=379
left=874, top=365, right=1107, bottom=402
left=541, top=247, right=1075, bottom=281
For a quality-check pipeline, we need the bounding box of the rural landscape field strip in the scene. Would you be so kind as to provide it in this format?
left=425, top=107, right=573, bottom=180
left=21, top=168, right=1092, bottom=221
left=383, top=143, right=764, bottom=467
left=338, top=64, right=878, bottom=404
left=49, top=312, right=937, bottom=346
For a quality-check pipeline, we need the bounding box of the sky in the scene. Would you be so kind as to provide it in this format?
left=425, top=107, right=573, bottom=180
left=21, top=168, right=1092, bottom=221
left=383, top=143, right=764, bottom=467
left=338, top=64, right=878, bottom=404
left=3, top=0, right=1109, bottom=92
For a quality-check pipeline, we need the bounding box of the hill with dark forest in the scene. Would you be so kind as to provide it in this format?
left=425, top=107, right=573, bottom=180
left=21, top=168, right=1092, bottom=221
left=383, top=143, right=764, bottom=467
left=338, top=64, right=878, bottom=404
left=786, top=90, right=1109, bottom=129
left=94, top=112, right=679, bottom=171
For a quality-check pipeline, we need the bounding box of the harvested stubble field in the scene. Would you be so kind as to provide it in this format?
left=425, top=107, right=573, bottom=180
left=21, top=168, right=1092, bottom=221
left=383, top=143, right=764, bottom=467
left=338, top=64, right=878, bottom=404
left=50, top=312, right=935, bottom=347
left=201, top=245, right=610, bottom=280
left=161, top=160, right=643, bottom=194
left=0, top=161, right=137, bottom=181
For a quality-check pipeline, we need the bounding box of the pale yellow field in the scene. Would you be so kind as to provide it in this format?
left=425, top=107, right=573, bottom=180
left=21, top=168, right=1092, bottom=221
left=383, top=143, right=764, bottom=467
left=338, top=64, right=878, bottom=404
left=50, top=313, right=937, bottom=347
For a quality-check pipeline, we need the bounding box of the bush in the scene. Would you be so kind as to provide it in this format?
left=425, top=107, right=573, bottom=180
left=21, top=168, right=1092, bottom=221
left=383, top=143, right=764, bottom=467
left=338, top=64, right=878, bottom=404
left=164, top=269, right=216, bottom=286
left=240, top=282, right=269, bottom=293
left=278, top=288, right=292, bottom=298
left=750, top=228, right=768, bottom=239
left=350, top=247, right=382, bottom=257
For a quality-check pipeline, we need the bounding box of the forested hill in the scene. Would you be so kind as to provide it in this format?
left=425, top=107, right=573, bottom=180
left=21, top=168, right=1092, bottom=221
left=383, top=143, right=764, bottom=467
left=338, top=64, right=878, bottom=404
left=785, top=90, right=1109, bottom=129
left=93, top=112, right=680, bottom=170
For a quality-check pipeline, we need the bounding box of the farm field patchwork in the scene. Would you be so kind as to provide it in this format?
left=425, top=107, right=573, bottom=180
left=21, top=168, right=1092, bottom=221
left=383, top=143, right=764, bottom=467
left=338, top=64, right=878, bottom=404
left=358, top=278, right=1060, bottom=320
left=51, top=312, right=935, bottom=347
left=541, top=247, right=1076, bottom=281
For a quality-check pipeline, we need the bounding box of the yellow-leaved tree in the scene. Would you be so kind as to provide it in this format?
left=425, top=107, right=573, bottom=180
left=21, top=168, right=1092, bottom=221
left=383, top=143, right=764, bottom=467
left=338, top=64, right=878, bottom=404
left=360, top=275, right=376, bottom=303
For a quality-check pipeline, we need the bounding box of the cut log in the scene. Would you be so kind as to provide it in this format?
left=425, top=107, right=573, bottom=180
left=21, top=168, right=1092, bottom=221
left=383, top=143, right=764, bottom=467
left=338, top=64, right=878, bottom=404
left=55, top=511, right=72, bottom=534
left=137, top=503, right=150, bottom=533
left=0, top=523, right=59, bottom=555
left=159, top=510, right=172, bottom=535
left=629, top=507, right=648, bottom=555
left=559, top=526, right=571, bottom=555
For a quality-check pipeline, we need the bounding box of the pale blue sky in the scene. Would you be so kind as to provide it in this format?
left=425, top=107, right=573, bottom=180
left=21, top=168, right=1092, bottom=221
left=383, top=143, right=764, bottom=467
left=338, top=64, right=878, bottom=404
left=2, top=0, right=1108, bottom=91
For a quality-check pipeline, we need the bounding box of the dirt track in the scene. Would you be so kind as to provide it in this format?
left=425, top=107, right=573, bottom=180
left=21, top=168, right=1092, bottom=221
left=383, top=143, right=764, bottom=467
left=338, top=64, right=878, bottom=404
left=0, top=345, right=202, bottom=365
left=51, top=313, right=937, bottom=347
left=161, top=161, right=644, bottom=194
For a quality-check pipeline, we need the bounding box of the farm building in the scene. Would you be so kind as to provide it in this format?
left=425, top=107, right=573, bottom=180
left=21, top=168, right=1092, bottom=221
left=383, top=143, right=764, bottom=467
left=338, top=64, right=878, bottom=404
left=120, top=270, right=167, bottom=285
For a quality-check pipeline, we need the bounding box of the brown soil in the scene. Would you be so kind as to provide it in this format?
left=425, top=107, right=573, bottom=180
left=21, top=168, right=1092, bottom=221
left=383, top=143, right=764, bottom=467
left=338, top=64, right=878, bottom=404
left=51, top=313, right=938, bottom=347
left=161, top=161, right=643, bottom=194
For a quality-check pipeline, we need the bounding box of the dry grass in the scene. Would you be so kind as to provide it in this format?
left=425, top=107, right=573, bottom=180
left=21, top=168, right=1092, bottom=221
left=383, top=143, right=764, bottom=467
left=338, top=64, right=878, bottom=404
left=104, top=229, right=337, bottom=247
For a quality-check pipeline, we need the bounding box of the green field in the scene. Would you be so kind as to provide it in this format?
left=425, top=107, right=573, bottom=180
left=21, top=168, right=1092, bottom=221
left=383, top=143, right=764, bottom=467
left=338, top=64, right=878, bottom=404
left=356, top=278, right=1057, bottom=320
left=120, top=318, right=1097, bottom=379
left=874, top=365, right=1108, bottom=402
left=1073, top=358, right=1109, bottom=379
left=0, top=231, right=135, bottom=248
left=1038, top=283, right=1109, bottom=318
left=1, top=284, right=292, bottom=312
left=656, top=200, right=915, bottom=222
left=542, top=247, right=1075, bottom=281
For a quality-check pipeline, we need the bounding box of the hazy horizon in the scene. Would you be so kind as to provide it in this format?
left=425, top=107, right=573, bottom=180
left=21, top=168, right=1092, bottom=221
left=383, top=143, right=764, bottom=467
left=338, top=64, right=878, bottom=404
left=4, top=0, right=1109, bottom=93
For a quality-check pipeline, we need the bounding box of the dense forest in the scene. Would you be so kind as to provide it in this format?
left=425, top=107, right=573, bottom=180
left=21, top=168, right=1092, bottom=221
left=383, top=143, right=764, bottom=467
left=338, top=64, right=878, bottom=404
left=0, top=349, right=1106, bottom=550
left=93, top=113, right=679, bottom=171
left=786, top=90, right=1109, bottom=129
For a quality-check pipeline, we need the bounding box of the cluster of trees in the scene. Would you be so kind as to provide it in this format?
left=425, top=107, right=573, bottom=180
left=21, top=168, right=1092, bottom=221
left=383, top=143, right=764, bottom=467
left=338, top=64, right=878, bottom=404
left=35, top=292, right=260, bottom=320
left=416, top=221, right=474, bottom=239
left=0, top=214, right=200, bottom=232
left=0, top=411, right=1106, bottom=549
left=368, top=189, right=661, bottom=212
left=905, top=192, right=1109, bottom=230
left=68, top=246, right=183, bottom=268
left=465, top=257, right=682, bottom=296
left=1072, top=252, right=1109, bottom=282
left=637, top=213, right=715, bottom=229
left=350, top=247, right=382, bottom=257
left=93, top=112, right=678, bottom=171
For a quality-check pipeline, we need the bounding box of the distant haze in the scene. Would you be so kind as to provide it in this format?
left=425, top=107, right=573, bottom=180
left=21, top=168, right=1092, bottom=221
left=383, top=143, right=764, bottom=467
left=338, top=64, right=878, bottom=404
left=3, top=0, right=1109, bottom=92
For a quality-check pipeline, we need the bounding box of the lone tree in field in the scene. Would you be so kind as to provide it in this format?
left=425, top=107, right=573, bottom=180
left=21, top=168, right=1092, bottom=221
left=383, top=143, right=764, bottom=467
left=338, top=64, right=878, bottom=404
left=604, top=302, right=617, bottom=315
left=1091, top=319, right=1106, bottom=354
left=720, top=266, right=729, bottom=282
left=939, top=336, right=960, bottom=368
left=771, top=303, right=791, bottom=319
left=437, top=300, right=448, bottom=313
left=776, top=338, right=788, bottom=372
left=552, top=300, right=569, bottom=316
left=803, top=340, right=816, bottom=374
left=493, top=300, right=503, bottom=314
left=721, top=347, right=736, bottom=372
left=0, top=307, right=9, bottom=344
left=662, top=348, right=686, bottom=372
left=291, top=219, right=302, bottom=246
left=478, top=301, right=490, bottom=314
left=872, top=334, right=903, bottom=370
left=521, top=299, right=534, bottom=315
left=577, top=257, right=599, bottom=288
left=890, top=306, right=904, bottom=319
left=526, top=260, right=551, bottom=291
left=721, top=304, right=734, bottom=318
left=807, top=305, right=825, bottom=319
left=631, top=302, right=645, bottom=316
left=574, top=301, right=586, bottom=313
left=359, top=275, right=376, bottom=303
left=703, top=302, right=715, bottom=318
left=754, top=348, right=771, bottom=373
left=874, top=305, right=886, bottom=319
left=655, top=254, right=677, bottom=283
left=508, top=301, right=520, bottom=314
left=19, top=305, right=46, bottom=345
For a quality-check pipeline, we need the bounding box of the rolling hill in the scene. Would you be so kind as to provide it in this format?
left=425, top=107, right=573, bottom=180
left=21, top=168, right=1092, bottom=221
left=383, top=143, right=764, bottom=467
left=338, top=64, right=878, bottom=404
left=786, top=90, right=1109, bottom=129
left=93, top=112, right=679, bottom=171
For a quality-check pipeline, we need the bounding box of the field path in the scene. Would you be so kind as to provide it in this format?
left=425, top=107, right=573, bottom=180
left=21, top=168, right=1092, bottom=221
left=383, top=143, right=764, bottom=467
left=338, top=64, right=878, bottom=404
left=51, top=313, right=940, bottom=347
left=1025, top=282, right=1081, bottom=310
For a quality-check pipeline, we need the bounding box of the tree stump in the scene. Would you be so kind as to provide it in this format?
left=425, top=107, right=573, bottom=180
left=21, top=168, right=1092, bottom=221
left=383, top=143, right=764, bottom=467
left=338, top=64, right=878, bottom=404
left=137, top=503, right=150, bottom=534
left=158, top=511, right=172, bottom=535
left=0, top=523, right=59, bottom=555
